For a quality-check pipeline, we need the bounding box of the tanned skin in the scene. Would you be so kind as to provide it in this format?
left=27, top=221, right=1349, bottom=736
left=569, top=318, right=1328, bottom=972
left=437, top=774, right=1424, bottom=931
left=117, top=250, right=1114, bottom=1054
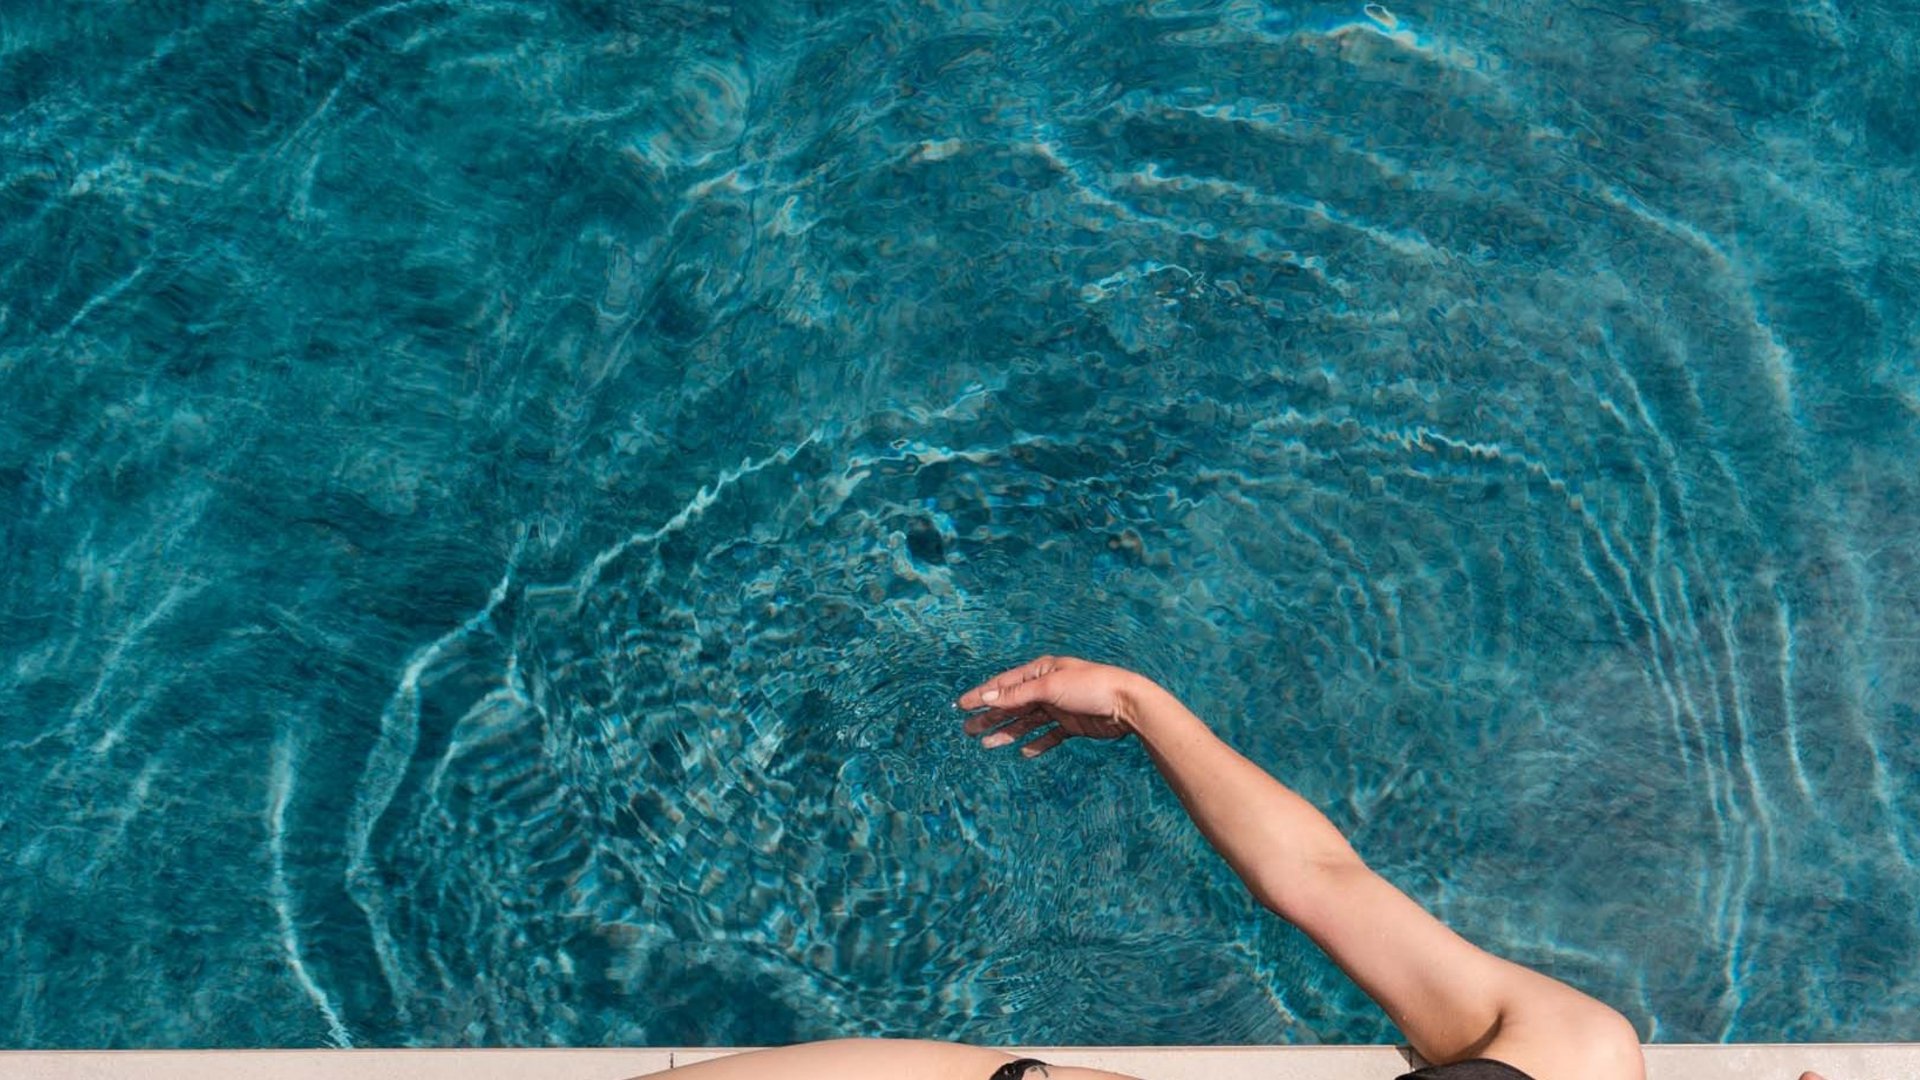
left=636, top=657, right=1823, bottom=1080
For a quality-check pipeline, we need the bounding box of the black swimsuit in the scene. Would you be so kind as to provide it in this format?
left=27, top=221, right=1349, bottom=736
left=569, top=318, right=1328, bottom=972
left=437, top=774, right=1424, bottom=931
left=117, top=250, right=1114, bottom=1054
left=986, top=1056, right=1538, bottom=1080
left=1398, top=1060, right=1539, bottom=1080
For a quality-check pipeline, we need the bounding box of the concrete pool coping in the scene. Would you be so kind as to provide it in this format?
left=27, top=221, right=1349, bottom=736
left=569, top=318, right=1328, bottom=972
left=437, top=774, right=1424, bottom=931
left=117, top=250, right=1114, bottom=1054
left=0, top=1044, right=1913, bottom=1079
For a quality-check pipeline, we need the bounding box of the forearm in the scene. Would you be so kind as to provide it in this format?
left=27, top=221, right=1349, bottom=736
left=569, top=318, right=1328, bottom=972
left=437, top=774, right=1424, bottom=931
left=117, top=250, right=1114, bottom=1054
left=1117, top=675, right=1513, bottom=1058
left=1118, top=675, right=1361, bottom=916
left=1119, top=675, right=1644, bottom=1080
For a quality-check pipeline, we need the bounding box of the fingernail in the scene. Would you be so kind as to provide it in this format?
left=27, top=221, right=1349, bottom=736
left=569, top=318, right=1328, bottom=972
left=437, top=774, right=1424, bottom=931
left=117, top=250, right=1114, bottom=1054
left=982, top=734, right=1008, bottom=748
left=982, top=688, right=1000, bottom=702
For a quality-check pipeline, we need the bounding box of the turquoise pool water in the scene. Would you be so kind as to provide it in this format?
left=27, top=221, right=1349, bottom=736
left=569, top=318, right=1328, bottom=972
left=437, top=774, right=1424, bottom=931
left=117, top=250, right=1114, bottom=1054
left=3, top=0, right=1918, bottom=1051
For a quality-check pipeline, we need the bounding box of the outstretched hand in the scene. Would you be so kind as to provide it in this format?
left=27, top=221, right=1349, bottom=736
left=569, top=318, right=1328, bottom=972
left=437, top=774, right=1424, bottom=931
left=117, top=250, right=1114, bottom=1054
left=955, top=655, right=1148, bottom=757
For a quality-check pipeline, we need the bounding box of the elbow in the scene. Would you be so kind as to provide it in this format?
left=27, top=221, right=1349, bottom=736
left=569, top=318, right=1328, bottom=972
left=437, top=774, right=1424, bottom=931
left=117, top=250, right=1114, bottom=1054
left=1249, top=848, right=1368, bottom=920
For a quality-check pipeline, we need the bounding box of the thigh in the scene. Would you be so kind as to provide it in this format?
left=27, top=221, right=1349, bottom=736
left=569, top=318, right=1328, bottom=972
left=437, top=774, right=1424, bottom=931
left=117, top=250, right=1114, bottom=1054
left=628, top=1038, right=1024, bottom=1080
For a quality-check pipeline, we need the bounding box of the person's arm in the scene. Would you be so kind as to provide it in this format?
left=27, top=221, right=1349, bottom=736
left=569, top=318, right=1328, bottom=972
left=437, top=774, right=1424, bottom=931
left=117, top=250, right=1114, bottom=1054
left=958, top=657, right=1644, bottom=1080
left=1120, top=677, right=1641, bottom=1080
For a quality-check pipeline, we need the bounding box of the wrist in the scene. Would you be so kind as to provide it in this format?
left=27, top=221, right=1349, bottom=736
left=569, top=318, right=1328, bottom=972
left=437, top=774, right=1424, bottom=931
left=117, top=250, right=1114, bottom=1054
left=1116, top=672, right=1183, bottom=736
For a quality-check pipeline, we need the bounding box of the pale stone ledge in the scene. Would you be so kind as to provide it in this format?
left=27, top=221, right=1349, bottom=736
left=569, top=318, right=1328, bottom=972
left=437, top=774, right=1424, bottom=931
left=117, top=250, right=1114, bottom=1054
left=0, top=1044, right=1911, bottom=1080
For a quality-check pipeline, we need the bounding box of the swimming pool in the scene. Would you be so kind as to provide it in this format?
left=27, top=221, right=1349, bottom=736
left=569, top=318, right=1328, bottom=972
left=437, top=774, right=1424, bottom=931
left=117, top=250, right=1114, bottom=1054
left=3, top=0, right=1917, bottom=1051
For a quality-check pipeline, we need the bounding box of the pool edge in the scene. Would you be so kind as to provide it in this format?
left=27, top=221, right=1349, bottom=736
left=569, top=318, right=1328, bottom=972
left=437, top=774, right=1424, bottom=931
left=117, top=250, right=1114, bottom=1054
left=1, top=1044, right=1914, bottom=1079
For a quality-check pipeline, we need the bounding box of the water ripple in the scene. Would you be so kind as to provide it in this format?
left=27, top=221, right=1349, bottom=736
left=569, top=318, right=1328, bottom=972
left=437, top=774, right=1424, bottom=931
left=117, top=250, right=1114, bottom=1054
left=2, top=0, right=1918, bottom=1050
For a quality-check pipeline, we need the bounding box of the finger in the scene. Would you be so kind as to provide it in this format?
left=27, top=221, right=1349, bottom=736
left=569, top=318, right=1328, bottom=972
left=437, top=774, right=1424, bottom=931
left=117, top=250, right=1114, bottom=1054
left=962, top=704, right=1039, bottom=738
left=979, top=714, right=1050, bottom=750
left=955, top=655, right=1059, bottom=709
left=956, top=662, right=1047, bottom=709
left=1020, top=727, right=1071, bottom=758
left=980, top=669, right=1060, bottom=712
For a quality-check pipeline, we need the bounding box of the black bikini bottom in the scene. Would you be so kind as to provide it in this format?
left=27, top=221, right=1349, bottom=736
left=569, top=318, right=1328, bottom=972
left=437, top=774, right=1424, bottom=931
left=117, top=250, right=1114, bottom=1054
left=984, top=1054, right=1540, bottom=1080
left=1399, top=1059, right=1538, bottom=1080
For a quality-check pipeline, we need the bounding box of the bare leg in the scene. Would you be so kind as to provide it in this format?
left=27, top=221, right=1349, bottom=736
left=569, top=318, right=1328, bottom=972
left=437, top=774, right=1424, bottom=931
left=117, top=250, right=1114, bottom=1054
left=624, top=1038, right=1018, bottom=1080
left=623, top=1040, right=1142, bottom=1080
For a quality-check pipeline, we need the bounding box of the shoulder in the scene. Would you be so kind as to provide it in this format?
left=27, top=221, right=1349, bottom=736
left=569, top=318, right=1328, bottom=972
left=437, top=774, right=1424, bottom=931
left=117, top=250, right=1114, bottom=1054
left=1482, top=1001, right=1645, bottom=1080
